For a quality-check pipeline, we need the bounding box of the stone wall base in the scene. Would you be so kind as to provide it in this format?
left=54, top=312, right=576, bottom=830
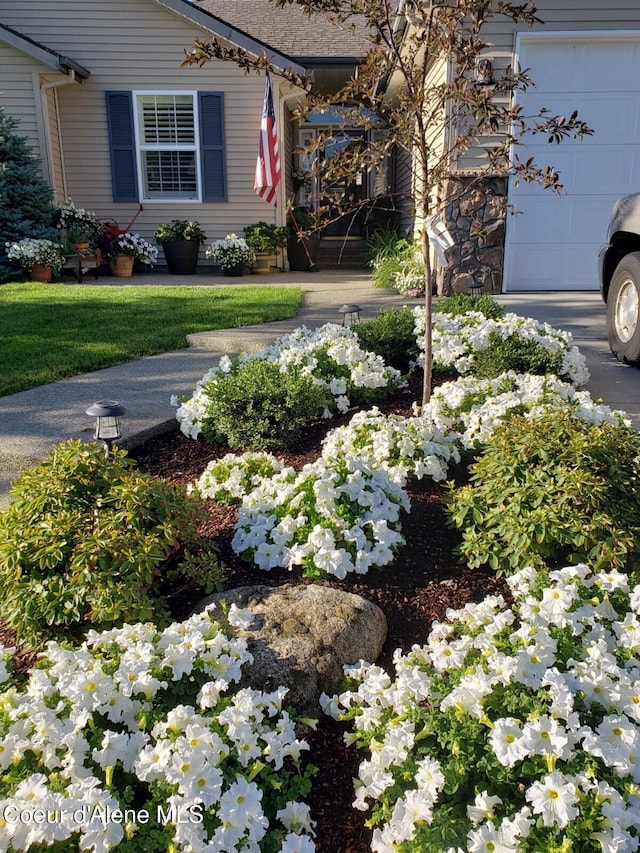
left=442, top=175, right=508, bottom=295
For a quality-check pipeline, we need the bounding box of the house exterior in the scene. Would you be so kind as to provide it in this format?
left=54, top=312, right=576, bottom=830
left=409, top=3, right=640, bottom=293
left=0, top=0, right=370, bottom=266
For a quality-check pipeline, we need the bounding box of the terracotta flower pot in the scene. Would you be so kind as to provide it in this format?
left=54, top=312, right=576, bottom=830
left=29, top=263, right=52, bottom=283
left=109, top=254, right=135, bottom=277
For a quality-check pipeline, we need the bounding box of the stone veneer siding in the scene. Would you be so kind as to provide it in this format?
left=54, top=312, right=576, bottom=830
left=441, top=175, right=508, bottom=295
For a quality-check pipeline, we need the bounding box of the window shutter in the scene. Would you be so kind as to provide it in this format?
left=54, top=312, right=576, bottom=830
left=198, top=92, right=226, bottom=202
left=105, top=91, right=139, bottom=202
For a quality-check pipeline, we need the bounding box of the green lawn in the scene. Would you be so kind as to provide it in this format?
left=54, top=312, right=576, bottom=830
left=0, top=282, right=302, bottom=396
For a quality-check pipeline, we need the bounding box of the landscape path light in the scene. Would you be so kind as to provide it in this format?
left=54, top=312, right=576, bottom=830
left=85, top=400, right=126, bottom=457
left=338, top=303, right=362, bottom=326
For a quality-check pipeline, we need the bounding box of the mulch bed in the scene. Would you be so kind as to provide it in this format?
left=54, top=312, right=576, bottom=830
left=130, top=370, right=507, bottom=852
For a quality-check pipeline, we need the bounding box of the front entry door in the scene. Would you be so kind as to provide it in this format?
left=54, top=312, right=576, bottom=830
left=320, top=130, right=367, bottom=237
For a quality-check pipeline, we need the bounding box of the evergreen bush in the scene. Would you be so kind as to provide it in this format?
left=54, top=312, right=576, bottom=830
left=472, top=332, right=563, bottom=379
left=434, top=292, right=505, bottom=320
left=201, top=359, right=330, bottom=450
left=353, top=306, right=419, bottom=373
left=0, top=107, right=56, bottom=281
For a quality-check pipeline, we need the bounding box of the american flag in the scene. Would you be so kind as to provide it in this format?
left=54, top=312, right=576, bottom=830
left=254, top=73, right=281, bottom=206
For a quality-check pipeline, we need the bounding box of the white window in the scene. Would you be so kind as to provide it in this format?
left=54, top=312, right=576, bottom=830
left=134, top=92, right=201, bottom=201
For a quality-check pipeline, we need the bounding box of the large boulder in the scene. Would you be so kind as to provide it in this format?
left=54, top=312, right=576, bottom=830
left=196, top=584, right=387, bottom=716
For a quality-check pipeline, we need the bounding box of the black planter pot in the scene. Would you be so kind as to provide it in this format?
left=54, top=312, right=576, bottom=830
left=287, top=236, right=320, bottom=272
left=162, top=239, right=200, bottom=275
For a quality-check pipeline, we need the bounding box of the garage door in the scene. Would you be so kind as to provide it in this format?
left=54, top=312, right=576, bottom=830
left=503, top=34, right=640, bottom=291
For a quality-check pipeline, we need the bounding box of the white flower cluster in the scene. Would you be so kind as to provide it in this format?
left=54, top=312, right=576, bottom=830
left=206, top=234, right=255, bottom=269
left=112, top=232, right=158, bottom=265
left=0, top=645, right=14, bottom=685
left=174, top=324, right=401, bottom=439
left=422, top=371, right=629, bottom=450
left=414, top=308, right=590, bottom=386
left=321, top=407, right=460, bottom=485
left=196, top=451, right=285, bottom=504
left=5, top=238, right=66, bottom=272
left=319, top=374, right=624, bottom=485
left=327, top=563, right=640, bottom=852
left=232, top=455, right=409, bottom=579
left=0, top=608, right=315, bottom=852
left=53, top=198, right=101, bottom=235
left=207, top=372, right=624, bottom=580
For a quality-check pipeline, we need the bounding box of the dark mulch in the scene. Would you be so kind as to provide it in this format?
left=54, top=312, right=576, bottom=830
left=130, top=370, right=507, bottom=853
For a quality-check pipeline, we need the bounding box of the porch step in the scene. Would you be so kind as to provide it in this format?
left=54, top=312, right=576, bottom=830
left=317, top=238, right=369, bottom=270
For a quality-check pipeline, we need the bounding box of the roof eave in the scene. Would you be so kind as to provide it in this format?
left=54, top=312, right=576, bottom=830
left=0, top=24, right=90, bottom=79
left=153, top=0, right=308, bottom=76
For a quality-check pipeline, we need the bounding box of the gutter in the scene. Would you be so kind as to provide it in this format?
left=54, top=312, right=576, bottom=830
left=40, top=70, right=79, bottom=197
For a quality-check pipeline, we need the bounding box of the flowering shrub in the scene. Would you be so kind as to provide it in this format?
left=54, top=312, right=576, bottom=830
left=206, top=234, right=255, bottom=270
left=0, top=607, right=317, bottom=852
left=5, top=238, right=66, bottom=274
left=414, top=308, right=590, bottom=386
left=422, top=371, right=629, bottom=451
left=326, top=563, right=640, bottom=853
left=196, top=452, right=285, bottom=504
left=321, top=408, right=460, bottom=486
left=174, top=324, right=401, bottom=440
left=52, top=198, right=102, bottom=240
left=232, top=455, right=409, bottom=579
left=111, top=232, right=158, bottom=265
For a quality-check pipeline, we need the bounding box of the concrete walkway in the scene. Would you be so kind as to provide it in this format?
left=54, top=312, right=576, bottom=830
left=2, top=272, right=640, bottom=508
left=0, top=270, right=406, bottom=506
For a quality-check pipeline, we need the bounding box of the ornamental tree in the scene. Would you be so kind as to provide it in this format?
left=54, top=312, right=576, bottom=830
left=184, top=1, right=592, bottom=406
left=0, top=107, right=55, bottom=281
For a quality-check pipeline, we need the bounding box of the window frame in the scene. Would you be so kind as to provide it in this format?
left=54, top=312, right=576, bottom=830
left=131, top=90, right=203, bottom=203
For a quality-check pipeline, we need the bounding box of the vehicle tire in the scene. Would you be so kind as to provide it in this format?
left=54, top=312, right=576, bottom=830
left=607, top=252, right=640, bottom=363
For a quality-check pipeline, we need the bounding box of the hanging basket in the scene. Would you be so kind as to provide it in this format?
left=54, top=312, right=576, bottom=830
left=109, top=254, right=135, bottom=277
left=29, top=263, right=52, bottom=283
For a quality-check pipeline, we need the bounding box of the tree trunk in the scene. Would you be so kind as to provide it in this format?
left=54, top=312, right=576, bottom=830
left=421, top=226, right=433, bottom=409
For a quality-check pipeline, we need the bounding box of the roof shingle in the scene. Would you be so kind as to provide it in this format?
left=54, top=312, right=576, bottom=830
left=194, top=0, right=371, bottom=60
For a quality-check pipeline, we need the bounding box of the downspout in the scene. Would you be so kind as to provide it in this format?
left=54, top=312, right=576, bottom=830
left=40, top=70, right=77, bottom=200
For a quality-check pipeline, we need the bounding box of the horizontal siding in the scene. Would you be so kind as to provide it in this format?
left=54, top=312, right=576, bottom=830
left=0, top=42, right=44, bottom=161
left=1, top=0, right=286, bottom=245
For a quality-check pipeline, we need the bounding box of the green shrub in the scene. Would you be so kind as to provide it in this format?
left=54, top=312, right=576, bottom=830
left=472, top=332, right=563, bottom=378
left=434, top=292, right=505, bottom=319
left=0, top=441, right=223, bottom=646
left=353, top=306, right=419, bottom=373
left=201, top=359, right=330, bottom=450
left=446, top=414, right=640, bottom=575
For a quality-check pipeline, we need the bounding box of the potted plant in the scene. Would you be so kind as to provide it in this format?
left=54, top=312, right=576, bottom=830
left=154, top=220, right=207, bottom=275
left=5, top=237, right=66, bottom=282
left=243, top=221, right=288, bottom=274
left=205, top=234, right=255, bottom=276
left=107, top=232, right=158, bottom=277
left=53, top=199, right=102, bottom=249
left=287, top=207, right=321, bottom=272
